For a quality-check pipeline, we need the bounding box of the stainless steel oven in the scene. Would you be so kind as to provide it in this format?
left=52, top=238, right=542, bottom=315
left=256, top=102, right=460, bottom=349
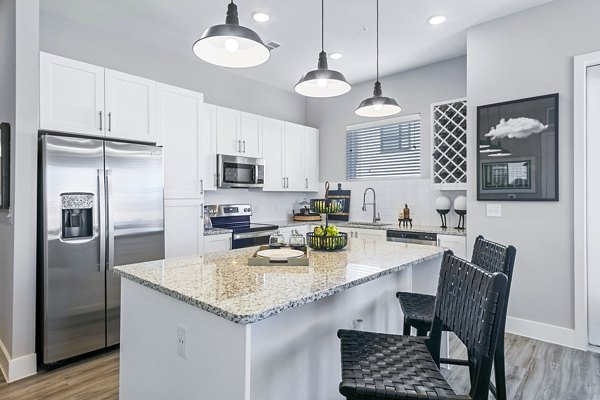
left=217, top=154, right=264, bottom=188
left=206, top=204, right=278, bottom=249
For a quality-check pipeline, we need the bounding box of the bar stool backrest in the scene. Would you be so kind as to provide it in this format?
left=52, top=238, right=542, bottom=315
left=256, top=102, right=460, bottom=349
left=430, top=251, right=509, bottom=400
left=471, top=235, right=517, bottom=283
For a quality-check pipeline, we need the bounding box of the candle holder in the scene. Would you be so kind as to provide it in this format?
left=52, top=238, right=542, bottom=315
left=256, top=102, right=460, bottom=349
left=435, top=195, right=452, bottom=229
left=453, top=195, right=467, bottom=230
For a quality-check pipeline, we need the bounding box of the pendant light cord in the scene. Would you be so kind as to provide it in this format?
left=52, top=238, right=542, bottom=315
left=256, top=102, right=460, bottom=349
left=376, top=0, right=379, bottom=82
left=321, top=0, right=325, bottom=52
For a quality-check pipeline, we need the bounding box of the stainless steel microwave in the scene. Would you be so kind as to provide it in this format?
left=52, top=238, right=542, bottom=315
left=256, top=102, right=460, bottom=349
left=217, top=154, right=265, bottom=188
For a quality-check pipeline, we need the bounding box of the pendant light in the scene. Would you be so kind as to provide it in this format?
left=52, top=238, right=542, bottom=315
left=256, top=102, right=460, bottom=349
left=193, top=1, right=270, bottom=68
left=355, top=0, right=402, bottom=117
left=295, top=0, right=351, bottom=97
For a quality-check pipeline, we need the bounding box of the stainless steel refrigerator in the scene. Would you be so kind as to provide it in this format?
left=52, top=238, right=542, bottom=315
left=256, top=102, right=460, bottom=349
left=37, top=133, right=164, bottom=366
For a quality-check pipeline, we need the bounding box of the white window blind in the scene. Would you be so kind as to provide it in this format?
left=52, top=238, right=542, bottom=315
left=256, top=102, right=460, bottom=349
left=346, top=115, right=421, bottom=180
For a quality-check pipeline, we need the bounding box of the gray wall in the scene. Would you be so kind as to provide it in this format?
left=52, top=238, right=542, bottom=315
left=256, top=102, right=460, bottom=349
left=306, top=56, right=467, bottom=182
left=0, top=0, right=39, bottom=376
left=466, top=0, right=600, bottom=329
left=0, top=0, right=16, bottom=360
left=39, top=11, right=306, bottom=125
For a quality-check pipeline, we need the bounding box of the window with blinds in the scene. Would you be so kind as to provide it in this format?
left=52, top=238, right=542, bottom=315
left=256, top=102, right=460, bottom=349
left=346, top=115, right=421, bottom=180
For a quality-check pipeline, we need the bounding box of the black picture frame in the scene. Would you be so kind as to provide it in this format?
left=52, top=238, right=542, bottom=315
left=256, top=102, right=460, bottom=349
left=0, top=122, right=10, bottom=209
left=476, top=93, right=559, bottom=201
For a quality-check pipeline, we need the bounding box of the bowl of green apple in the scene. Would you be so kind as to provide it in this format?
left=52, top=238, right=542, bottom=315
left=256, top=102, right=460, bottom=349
left=306, top=225, right=348, bottom=251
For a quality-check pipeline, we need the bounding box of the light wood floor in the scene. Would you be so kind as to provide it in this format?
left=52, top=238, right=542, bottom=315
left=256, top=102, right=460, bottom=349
left=0, top=350, right=119, bottom=400
left=442, top=333, right=600, bottom=400
left=0, top=334, right=598, bottom=399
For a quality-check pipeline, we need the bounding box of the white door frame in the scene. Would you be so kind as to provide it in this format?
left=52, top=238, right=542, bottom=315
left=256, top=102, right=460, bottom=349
left=574, top=51, right=600, bottom=350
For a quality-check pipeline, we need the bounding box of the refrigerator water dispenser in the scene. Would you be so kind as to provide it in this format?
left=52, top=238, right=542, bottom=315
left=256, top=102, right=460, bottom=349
left=61, top=193, right=93, bottom=239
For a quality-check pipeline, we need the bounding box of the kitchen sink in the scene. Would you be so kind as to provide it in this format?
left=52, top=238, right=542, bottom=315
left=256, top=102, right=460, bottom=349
left=344, top=222, right=392, bottom=227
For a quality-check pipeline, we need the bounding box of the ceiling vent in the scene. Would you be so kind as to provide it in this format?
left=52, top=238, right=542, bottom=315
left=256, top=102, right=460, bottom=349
left=265, top=41, right=282, bottom=51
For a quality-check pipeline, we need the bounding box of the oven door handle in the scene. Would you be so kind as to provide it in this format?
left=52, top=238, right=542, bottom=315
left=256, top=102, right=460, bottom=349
left=233, top=230, right=278, bottom=240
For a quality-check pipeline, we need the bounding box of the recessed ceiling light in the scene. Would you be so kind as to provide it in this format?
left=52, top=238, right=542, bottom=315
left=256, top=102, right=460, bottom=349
left=329, top=52, right=343, bottom=60
left=252, top=12, right=270, bottom=22
left=428, top=15, right=447, bottom=25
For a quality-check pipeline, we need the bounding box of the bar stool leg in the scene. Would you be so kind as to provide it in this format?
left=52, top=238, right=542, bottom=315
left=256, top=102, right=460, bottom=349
left=402, top=318, right=411, bottom=335
left=493, top=338, right=507, bottom=400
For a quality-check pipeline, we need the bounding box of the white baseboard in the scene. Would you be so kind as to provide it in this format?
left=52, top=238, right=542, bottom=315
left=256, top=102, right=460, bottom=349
left=506, top=316, right=582, bottom=350
left=0, top=339, right=37, bottom=383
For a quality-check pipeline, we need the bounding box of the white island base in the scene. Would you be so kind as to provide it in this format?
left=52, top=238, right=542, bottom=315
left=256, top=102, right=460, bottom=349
left=119, top=255, right=443, bottom=400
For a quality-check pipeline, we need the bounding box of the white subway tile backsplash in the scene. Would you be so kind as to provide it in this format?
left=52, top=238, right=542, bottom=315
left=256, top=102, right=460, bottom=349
left=204, top=179, right=466, bottom=228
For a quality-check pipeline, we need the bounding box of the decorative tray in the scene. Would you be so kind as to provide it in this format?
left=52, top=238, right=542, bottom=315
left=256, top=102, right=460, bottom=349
left=248, top=246, right=309, bottom=266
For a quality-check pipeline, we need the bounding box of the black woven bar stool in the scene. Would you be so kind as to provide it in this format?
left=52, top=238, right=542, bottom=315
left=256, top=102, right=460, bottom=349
left=396, top=235, right=516, bottom=400
left=338, top=251, right=509, bottom=400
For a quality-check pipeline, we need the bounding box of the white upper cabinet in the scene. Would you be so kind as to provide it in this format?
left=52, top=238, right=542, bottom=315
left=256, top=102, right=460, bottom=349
left=40, top=52, right=158, bottom=143
left=202, top=104, right=218, bottom=191
left=262, top=117, right=285, bottom=191
left=157, top=83, right=204, bottom=198
left=40, top=52, right=105, bottom=135
left=216, top=106, right=241, bottom=155
left=215, top=106, right=263, bottom=157
left=105, top=69, right=156, bottom=142
left=263, top=121, right=320, bottom=192
left=240, top=112, right=263, bottom=158
left=303, top=127, right=320, bottom=192
left=283, top=122, right=305, bottom=191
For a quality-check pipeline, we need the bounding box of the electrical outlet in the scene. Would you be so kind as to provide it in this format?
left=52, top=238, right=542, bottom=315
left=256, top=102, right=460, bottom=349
left=177, top=325, right=187, bottom=359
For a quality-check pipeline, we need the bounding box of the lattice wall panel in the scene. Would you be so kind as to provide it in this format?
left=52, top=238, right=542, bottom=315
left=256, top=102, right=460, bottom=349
left=432, top=99, right=467, bottom=186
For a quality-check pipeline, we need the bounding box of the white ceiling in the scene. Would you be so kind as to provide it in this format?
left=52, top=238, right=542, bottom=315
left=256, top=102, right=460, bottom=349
left=40, top=0, right=554, bottom=92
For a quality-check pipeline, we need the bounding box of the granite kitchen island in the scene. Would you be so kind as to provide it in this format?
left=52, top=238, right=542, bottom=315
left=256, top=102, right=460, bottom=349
left=115, top=238, right=445, bottom=400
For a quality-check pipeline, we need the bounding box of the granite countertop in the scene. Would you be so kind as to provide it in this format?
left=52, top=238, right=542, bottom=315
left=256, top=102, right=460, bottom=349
left=204, top=227, right=233, bottom=236
left=258, top=219, right=466, bottom=236
left=115, top=239, right=444, bottom=324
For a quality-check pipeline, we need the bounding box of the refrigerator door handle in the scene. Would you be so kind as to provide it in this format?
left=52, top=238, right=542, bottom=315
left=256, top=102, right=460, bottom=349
left=106, top=169, right=115, bottom=270
left=98, top=169, right=106, bottom=271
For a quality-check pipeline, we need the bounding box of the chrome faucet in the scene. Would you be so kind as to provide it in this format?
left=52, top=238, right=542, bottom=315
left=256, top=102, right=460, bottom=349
left=362, top=187, right=381, bottom=223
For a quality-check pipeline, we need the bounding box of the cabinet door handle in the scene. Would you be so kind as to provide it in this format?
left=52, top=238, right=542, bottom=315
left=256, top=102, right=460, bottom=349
left=200, top=179, right=204, bottom=194
left=282, top=177, right=286, bottom=188
left=243, top=140, right=246, bottom=153
left=305, top=178, right=308, bottom=189
left=286, top=177, right=289, bottom=188
left=214, top=173, right=217, bottom=187
left=99, top=111, right=103, bottom=131
left=237, top=140, right=241, bottom=153
left=108, top=112, right=112, bottom=132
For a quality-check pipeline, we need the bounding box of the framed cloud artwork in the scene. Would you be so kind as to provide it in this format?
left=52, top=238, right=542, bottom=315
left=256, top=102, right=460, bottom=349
left=477, top=93, right=559, bottom=201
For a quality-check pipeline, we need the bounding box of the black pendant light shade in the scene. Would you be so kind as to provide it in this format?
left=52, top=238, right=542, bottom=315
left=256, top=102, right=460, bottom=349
left=295, top=0, right=351, bottom=97
left=193, top=1, right=270, bottom=68
left=295, top=51, right=351, bottom=97
left=355, top=0, right=401, bottom=117
left=355, top=81, right=401, bottom=117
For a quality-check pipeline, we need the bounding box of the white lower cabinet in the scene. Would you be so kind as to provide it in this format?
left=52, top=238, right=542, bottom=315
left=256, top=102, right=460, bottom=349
left=164, top=199, right=204, bottom=258
left=278, top=225, right=309, bottom=244
left=437, top=234, right=467, bottom=259
left=338, top=227, right=387, bottom=241
left=204, top=233, right=232, bottom=254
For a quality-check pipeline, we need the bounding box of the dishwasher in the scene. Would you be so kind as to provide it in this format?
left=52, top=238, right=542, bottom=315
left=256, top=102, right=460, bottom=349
left=386, top=230, right=437, bottom=246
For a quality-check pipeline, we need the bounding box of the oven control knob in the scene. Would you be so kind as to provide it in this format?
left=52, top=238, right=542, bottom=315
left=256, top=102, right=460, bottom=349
left=244, top=208, right=250, bottom=212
